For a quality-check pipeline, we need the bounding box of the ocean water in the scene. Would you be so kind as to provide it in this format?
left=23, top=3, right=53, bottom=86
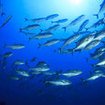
left=0, top=0, right=105, bottom=105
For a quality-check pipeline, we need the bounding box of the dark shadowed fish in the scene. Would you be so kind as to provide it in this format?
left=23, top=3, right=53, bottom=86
left=69, top=15, right=85, bottom=26
left=43, top=24, right=60, bottom=32
left=63, top=15, right=85, bottom=31
left=46, top=14, right=59, bottom=20
left=20, top=24, right=40, bottom=31
left=39, top=39, right=61, bottom=47
left=94, top=0, right=105, bottom=18
left=0, top=0, right=5, bottom=16
left=78, top=19, right=89, bottom=32
left=24, top=17, right=46, bottom=22
left=87, top=18, right=104, bottom=30
left=51, top=18, right=68, bottom=24
left=3, top=52, right=13, bottom=58
left=29, top=32, right=53, bottom=40
left=0, top=16, right=12, bottom=29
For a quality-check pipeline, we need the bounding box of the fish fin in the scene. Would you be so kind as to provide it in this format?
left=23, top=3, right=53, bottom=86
left=62, top=27, right=67, bottom=31
left=24, top=18, right=28, bottom=21
left=93, top=14, right=99, bottom=19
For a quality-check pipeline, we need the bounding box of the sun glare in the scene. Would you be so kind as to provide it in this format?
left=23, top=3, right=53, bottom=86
left=70, top=0, right=82, bottom=5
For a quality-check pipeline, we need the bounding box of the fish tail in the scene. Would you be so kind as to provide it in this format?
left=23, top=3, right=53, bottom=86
left=93, top=14, right=99, bottom=19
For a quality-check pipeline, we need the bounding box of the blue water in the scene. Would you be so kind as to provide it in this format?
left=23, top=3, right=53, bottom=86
left=0, top=0, right=105, bottom=105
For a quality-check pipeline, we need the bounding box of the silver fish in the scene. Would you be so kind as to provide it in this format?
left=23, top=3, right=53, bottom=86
left=45, top=79, right=71, bottom=86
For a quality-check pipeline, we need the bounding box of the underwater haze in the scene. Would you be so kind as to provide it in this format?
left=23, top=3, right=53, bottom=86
left=0, top=0, right=105, bottom=105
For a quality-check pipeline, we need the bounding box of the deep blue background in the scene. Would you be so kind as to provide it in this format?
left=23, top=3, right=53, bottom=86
left=0, top=0, right=105, bottom=105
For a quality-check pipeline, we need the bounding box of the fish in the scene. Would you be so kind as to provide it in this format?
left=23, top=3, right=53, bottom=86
left=90, top=50, right=105, bottom=59
left=97, top=46, right=105, bottom=52
left=87, top=18, right=104, bottom=30
left=73, top=33, right=95, bottom=51
left=78, top=19, right=89, bottom=32
left=45, top=79, right=72, bottom=86
left=96, top=59, right=105, bottom=67
left=84, top=40, right=101, bottom=50
left=29, top=61, right=50, bottom=72
left=0, top=16, right=12, bottom=29
left=57, top=48, right=73, bottom=54
left=43, top=24, right=60, bottom=32
left=51, top=18, right=68, bottom=24
left=3, top=52, right=13, bottom=58
left=86, top=72, right=105, bottom=81
left=29, top=32, right=53, bottom=40
left=37, top=61, right=48, bottom=67
left=61, top=70, right=82, bottom=77
left=39, top=39, right=61, bottom=47
left=69, top=15, right=85, bottom=26
left=24, top=17, right=46, bottom=22
left=14, top=60, right=25, bottom=65
left=16, top=70, right=30, bottom=77
left=20, top=24, right=40, bottom=31
left=29, top=62, right=50, bottom=72
left=61, top=34, right=81, bottom=50
left=63, top=15, right=85, bottom=31
left=0, top=0, right=5, bottom=16
left=9, top=76, right=20, bottom=80
left=46, top=14, right=59, bottom=20
left=94, top=0, right=105, bottom=18
left=29, top=66, right=50, bottom=72
left=94, top=31, right=105, bottom=40
left=5, top=44, right=25, bottom=50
